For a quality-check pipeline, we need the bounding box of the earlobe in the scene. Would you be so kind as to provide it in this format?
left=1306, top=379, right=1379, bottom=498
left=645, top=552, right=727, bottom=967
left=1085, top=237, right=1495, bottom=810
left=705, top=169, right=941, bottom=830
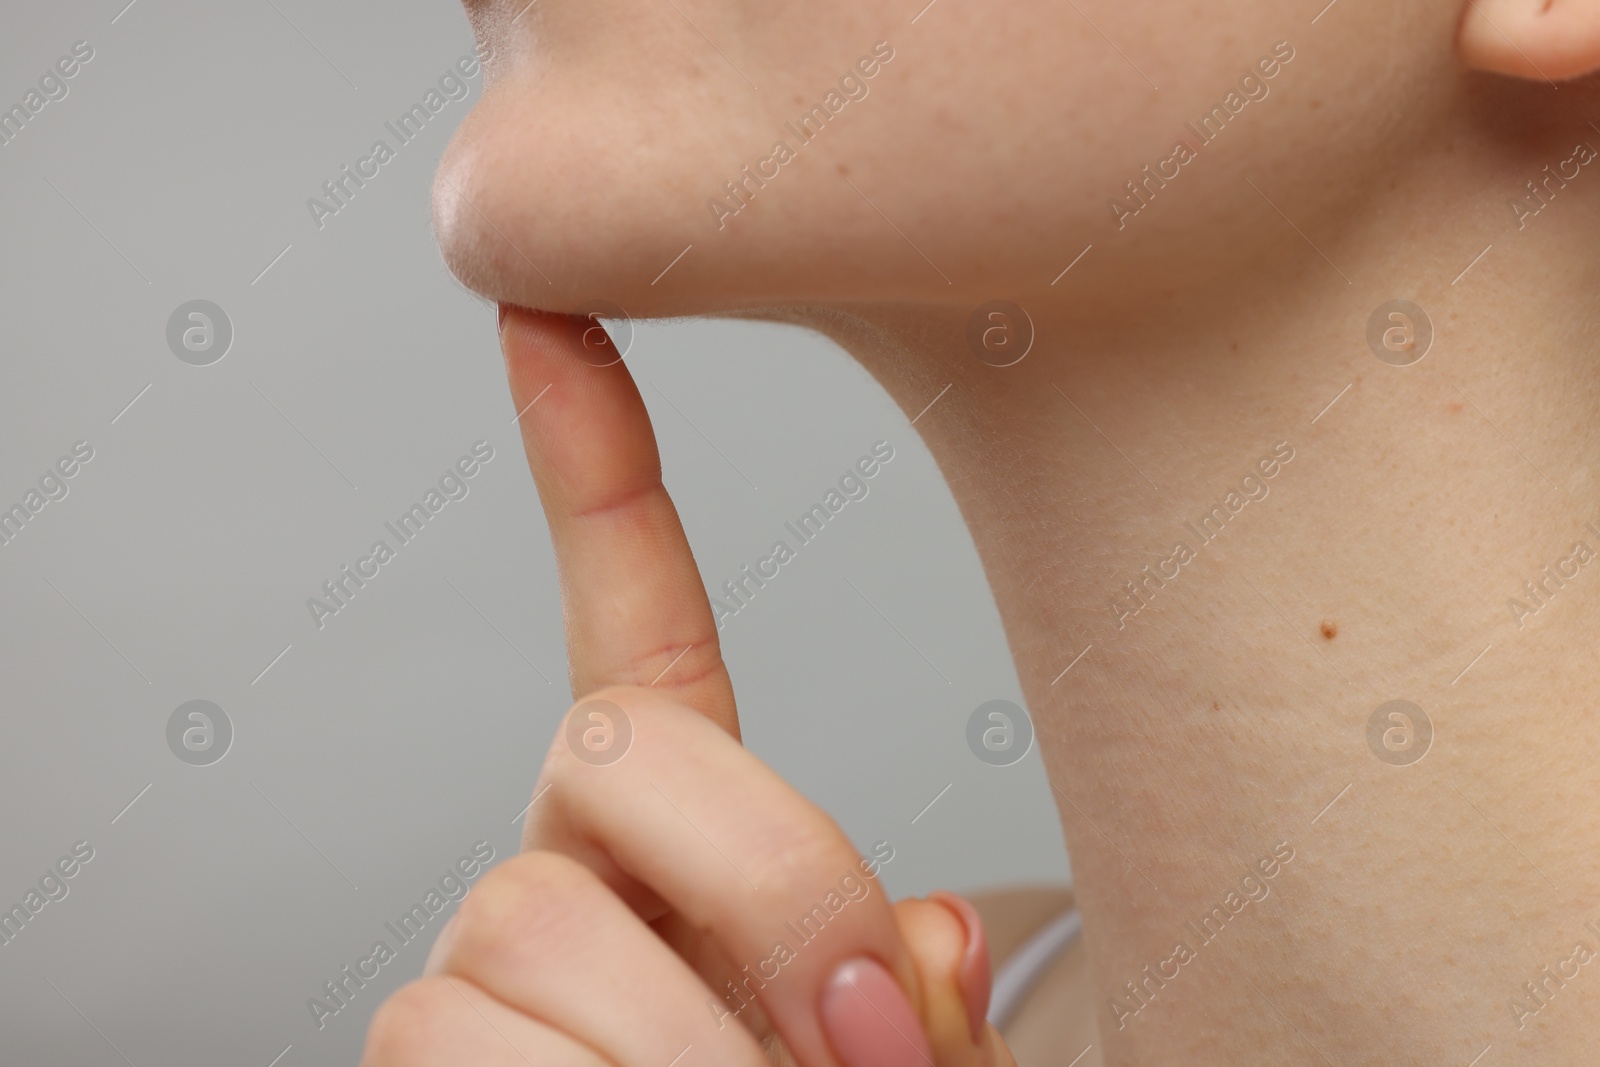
left=1459, top=0, right=1600, bottom=81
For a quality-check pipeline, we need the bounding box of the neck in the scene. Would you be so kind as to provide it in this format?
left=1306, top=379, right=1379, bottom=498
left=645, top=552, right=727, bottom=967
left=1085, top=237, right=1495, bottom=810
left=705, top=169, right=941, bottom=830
left=795, top=154, right=1600, bottom=1059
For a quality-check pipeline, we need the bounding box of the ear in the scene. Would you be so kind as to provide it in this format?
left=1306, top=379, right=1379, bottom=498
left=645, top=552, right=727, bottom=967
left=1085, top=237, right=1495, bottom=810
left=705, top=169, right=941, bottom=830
left=1459, top=0, right=1600, bottom=81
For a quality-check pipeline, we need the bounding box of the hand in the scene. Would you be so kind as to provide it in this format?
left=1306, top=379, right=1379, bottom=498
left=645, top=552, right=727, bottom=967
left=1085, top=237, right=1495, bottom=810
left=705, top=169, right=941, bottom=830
left=359, top=307, right=1015, bottom=1067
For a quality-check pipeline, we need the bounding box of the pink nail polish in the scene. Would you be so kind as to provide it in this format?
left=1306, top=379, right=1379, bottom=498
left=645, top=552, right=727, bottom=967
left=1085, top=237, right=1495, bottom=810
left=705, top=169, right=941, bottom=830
left=819, top=957, right=934, bottom=1067
left=929, top=890, right=992, bottom=1041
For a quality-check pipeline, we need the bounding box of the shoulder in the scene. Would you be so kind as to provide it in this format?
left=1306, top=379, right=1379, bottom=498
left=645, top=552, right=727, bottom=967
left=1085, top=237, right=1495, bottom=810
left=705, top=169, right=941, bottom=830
left=967, top=885, right=1103, bottom=1066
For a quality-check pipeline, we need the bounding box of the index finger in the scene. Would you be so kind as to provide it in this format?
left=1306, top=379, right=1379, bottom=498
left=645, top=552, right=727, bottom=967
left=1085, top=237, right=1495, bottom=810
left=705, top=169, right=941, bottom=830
left=503, top=685, right=933, bottom=1067
left=499, top=304, right=740, bottom=738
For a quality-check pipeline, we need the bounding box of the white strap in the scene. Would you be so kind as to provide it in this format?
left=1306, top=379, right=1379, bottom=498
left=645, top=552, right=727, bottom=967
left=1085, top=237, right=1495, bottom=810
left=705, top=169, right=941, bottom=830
left=986, top=906, right=1082, bottom=1030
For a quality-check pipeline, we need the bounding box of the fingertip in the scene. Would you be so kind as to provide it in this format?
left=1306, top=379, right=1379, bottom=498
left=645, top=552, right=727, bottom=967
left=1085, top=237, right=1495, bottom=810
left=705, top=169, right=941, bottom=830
left=928, top=890, right=992, bottom=1041
left=500, top=304, right=624, bottom=376
left=894, top=896, right=989, bottom=1058
left=499, top=303, right=575, bottom=368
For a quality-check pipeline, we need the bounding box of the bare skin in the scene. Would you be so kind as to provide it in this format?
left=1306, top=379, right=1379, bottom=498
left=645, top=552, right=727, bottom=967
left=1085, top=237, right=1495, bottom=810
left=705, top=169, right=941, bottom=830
left=362, top=0, right=1600, bottom=1063
left=801, top=192, right=1600, bottom=1062
left=363, top=311, right=1020, bottom=1067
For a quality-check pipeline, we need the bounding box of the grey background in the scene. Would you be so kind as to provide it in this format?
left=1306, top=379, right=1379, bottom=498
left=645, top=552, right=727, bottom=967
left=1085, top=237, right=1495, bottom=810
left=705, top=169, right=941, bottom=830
left=0, top=3, right=1069, bottom=1064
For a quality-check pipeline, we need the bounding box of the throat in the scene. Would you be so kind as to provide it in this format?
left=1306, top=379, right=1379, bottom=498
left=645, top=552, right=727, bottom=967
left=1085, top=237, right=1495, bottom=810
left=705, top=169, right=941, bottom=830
left=802, top=272, right=1600, bottom=1059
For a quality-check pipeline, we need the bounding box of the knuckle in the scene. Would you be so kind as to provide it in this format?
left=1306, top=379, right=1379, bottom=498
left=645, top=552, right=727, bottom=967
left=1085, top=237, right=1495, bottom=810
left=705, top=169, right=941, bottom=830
left=362, top=978, right=459, bottom=1065
left=553, top=687, right=855, bottom=893
left=608, top=638, right=728, bottom=695
left=452, top=850, right=598, bottom=964
left=642, top=640, right=730, bottom=696
left=747, top=813, right=861, bottom=895
left=564, top=477, right=664, bottom=523
left=548, top=685, right=706, bottom=770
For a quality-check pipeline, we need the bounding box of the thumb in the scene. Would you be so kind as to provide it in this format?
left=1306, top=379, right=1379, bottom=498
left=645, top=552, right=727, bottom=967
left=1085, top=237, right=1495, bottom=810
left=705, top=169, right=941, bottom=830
left=895, top=894, right=1017, bottom=1067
